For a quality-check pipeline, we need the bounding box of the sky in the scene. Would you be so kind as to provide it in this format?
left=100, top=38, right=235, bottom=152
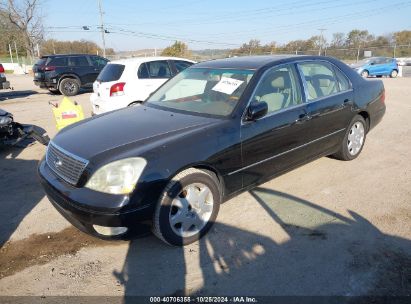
left=43, top=0, right=411, bottom=51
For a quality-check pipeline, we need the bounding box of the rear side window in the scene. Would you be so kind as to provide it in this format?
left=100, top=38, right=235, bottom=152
left=97, top=64, right=125, bottom=82
left=146, top=60, right=172, bottom=78
left=299, top=62, right=339, bottom=101
left=69, top=56, right=90, bottom=66
left=46, top=57, right=68, bottom=66
left=173, top=60, right=193, bottom=73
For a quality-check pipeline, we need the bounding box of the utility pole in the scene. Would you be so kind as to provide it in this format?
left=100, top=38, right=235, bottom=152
left=98, top=0, right=106, bottom=58
left=318, top=28, right=326, bottom=56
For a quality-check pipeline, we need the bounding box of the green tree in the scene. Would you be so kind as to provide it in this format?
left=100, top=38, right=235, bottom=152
left=161, top=41, right=190, bottom=57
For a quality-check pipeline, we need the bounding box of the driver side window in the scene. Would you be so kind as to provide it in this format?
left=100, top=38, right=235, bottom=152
left=253, top=64, right=302, bottom=114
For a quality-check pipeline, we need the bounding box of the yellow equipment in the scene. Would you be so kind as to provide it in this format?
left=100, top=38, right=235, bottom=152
left=51, top=97, right=85, bottom=130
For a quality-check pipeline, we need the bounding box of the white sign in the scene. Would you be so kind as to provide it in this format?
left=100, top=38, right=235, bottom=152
left=212, top=77, right=244, bottom=95
left=364, top=51, right=372, bottom=58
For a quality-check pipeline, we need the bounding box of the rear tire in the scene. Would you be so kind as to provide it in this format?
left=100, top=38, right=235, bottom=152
left=59, top=78, right=80, bottom=96
left=152, top=168, right=221, bottom=246
left=361, top=70, right=369, bottom=78
left=390, top=70, right=398, bottom=78
left=332, top=115, right=367, bottom=161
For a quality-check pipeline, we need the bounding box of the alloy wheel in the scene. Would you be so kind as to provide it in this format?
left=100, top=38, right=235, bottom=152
left=169, top=183, right=214, bottom=238
left=347, top=121, right=365, bottom=156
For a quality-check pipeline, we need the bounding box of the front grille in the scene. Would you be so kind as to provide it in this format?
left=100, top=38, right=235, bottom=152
left=46, top=141, right=88, bottom=185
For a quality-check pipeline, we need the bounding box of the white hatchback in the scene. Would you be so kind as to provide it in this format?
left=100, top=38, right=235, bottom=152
left=90, top=57, right=195, bottom=115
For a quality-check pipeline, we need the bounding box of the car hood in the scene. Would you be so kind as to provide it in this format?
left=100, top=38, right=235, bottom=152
left=52, top=105, right=222, bottom=160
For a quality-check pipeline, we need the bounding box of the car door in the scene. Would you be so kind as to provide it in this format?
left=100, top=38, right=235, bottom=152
left=240, top=63, right=313, bottom=188
left=144, top=60, right=172, bottom=91
left=68, top=56, right=93, bottom=85
left=370, top=58, right=385, bottom=75
left=297, top=61, right=354, bottom=156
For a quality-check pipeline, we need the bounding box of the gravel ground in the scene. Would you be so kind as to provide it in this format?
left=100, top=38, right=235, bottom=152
left=0, top=74, right=410, bottom=297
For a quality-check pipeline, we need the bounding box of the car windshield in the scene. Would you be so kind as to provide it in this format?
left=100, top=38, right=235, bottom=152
left=146, top=68, right=255, bottom=117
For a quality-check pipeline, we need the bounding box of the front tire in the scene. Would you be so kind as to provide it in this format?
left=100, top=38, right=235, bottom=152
left=361, top=70, right=369, bottom=78
left=152, top=168, right=221, bottom=246
left=333, top=115, right=367, bottom=161
left=59, top=78, right=80, bottom=96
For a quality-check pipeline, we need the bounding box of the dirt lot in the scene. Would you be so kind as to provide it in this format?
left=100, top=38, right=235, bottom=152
left=0, top=74, right=410, bottom=297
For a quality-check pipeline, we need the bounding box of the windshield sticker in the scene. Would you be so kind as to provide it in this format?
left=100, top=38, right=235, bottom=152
left=211, top=77, right=244, bottom=95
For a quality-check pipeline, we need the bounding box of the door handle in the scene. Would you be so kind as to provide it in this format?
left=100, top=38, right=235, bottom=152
left=295, top=113, right=311, bottom=124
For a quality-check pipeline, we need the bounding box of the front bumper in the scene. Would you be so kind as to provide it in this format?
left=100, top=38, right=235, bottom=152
left=38, top=159, right=153, bottom=238
left=33, top=78, right=58, bottom=89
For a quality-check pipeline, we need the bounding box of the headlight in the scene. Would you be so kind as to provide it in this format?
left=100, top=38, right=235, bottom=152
left=0, top=116, right=12, bottom=125
left=85, top=157, right=147, bottom=195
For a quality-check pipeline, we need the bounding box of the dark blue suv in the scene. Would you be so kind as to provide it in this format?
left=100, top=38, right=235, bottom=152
left=33, top=54, right=109, bottom=96
left=351, top=57, right=399, bottom=78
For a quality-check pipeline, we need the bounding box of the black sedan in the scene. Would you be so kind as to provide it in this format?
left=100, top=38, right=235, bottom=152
left=38, top=55, right=385, bottom=246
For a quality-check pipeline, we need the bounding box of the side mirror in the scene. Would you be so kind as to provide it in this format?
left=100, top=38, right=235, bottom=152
left=246, top=101, right=268, bottom=121
left=370, top=62, right=375, bottom=65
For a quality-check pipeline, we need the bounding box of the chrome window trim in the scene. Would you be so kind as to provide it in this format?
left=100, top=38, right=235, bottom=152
left=228, top=128, right=346, bottom=176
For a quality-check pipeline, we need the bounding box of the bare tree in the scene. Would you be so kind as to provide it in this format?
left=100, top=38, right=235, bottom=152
left=1, top=0, right=44, bottom=59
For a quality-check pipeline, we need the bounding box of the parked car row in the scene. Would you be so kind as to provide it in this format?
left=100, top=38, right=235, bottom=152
left=38, top=55, right=386, bottom=246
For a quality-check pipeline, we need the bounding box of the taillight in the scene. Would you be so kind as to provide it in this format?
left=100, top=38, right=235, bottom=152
left=0, top=65, right=4, bottom=73
left=45, top=66, right=56, bottom=71
left=110, top=82, right=126, bottom=97
left=381, top=89, right=385, bottom=105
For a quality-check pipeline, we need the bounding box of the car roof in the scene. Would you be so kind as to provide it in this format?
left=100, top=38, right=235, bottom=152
left=41, top=54, right=93, bottom=58
left=109, top=56, right=196, bottom=65
left=193, top=55, right=315, bottom=70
